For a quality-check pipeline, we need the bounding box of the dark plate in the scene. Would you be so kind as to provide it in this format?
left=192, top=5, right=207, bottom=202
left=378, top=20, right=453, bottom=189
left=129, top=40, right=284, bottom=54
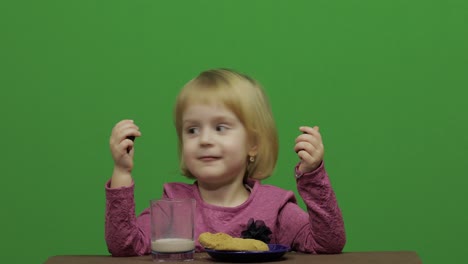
left=205, top=244, right=289, bottom=262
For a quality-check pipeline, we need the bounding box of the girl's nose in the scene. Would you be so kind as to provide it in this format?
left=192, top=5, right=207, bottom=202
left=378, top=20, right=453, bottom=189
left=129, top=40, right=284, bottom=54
left=199, top=130, right=214, bottom=145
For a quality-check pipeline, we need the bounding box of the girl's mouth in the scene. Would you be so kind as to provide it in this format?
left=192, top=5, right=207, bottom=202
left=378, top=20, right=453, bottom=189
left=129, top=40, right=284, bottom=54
left=199, top=156, right=220, bottom=161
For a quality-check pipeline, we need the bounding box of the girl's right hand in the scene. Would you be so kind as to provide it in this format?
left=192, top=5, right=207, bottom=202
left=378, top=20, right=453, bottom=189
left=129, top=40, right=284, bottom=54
left=109, top=119, right=142, bottom=172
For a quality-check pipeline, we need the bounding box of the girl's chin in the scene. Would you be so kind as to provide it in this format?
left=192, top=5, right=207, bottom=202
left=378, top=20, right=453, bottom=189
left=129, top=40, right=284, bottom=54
left=195, top=174, right=242, bottom=184
left=194, top=174, right=225, bottom=182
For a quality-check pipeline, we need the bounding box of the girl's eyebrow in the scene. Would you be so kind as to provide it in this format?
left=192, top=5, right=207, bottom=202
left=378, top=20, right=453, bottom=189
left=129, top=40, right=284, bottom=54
left=182, top=120, right=199, bottom=128
left=182, top=119, right=197, bottom=124
left=183, top=114, right=237, bottom=124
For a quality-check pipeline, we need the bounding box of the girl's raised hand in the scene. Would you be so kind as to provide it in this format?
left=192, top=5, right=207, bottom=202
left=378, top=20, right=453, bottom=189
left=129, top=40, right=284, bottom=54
left=294, top=126, right=324, bottom=174
left=109, top=119, right=142, bottom=172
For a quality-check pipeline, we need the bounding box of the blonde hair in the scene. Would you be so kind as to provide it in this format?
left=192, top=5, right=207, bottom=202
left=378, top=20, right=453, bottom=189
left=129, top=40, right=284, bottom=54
left=174, top=69, right=278, bottom=180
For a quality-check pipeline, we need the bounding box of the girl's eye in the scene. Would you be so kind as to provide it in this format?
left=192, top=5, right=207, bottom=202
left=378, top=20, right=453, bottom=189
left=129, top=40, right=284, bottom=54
left=216, top=125, right=228, bottom=132
left=187, top=127, right=199, bottom=134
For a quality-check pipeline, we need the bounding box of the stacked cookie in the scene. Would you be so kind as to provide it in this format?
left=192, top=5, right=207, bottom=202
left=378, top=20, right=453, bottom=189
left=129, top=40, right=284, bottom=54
left=199, top=232, right=269, bottom=251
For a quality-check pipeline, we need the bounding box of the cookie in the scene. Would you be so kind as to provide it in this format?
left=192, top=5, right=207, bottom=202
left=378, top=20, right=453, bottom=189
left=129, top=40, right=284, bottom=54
left=215, top=237, right=269, bottom=251
left=198, top=232, right=233, bottom=249
left=198, top=232, right=269, bottom=252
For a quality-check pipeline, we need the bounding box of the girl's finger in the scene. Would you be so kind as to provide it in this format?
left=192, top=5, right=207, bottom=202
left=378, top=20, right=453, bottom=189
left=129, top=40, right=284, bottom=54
left=297, top=150, right=316, bottom=166
left=295, top=133, right=320, bottom=147
left=294, top=141, right=316, bottom=154
left=117, top=127, right=141, bottom=142
left=299, top=125, right=319, bottom=134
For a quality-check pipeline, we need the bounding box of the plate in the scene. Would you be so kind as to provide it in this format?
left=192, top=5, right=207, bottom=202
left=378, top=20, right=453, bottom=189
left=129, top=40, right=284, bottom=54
left=205, top=244, right=289, bottom=262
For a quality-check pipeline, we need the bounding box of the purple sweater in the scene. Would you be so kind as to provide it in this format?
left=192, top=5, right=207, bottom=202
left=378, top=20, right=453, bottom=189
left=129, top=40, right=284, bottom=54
left=105, top=162, right=346, bottom=256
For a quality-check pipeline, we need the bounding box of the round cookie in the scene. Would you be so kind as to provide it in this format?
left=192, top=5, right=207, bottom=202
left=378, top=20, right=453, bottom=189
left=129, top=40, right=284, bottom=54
left=198, top=232, right=233, bottom=249
left=198, top=232, right=269, bottom=252
left=215, top=238, right=269, bottom=251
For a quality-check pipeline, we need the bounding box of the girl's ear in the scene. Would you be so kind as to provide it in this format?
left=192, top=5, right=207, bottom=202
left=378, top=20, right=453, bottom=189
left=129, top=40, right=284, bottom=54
left=247, top=132, right=258, bottom=157
left=248, top=145, right=258, bottom=157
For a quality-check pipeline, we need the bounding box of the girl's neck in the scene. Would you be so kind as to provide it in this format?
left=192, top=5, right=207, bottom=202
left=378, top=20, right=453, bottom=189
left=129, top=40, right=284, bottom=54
left=197, top=178, right=250, bottom=207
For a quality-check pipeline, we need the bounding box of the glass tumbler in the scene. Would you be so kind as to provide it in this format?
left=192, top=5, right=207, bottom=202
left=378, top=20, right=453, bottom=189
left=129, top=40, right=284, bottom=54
left=150, top=198, right=196, bottom=262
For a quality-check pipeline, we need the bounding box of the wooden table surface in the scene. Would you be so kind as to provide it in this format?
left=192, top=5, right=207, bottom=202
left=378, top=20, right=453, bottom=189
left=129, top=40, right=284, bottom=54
left=45, top=251, right=422, bottom=264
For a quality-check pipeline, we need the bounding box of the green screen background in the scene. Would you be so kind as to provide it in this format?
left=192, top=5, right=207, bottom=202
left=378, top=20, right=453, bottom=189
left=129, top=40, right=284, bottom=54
left=1, top=1, right=467, bottom=263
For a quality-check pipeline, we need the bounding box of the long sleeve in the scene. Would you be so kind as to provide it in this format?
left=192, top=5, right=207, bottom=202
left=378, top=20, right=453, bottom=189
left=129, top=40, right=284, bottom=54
left=276, top=162, right=345, bottom=253
left=105, top=180, right=151, bottom=256
left=296, top=161, right=346, bottom=253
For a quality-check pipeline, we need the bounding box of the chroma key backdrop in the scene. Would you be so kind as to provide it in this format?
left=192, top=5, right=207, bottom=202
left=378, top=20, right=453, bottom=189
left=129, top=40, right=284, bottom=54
left=1, top=1, right=467, bottom=263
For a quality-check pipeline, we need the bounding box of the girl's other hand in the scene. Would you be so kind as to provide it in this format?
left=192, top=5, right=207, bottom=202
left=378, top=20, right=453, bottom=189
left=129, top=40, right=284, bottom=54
left=294, top=126, right=324, bottom=174
left=109, top=119, right=142, bottom=172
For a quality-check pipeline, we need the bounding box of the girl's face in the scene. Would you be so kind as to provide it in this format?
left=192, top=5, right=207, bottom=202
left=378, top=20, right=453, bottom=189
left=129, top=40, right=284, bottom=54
left=181, top=103, right=254, bottom=185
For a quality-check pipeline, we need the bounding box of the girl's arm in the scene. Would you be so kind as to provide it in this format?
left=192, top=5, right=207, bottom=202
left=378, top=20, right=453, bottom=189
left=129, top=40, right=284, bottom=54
left=105, top=120, right=149, bottom=256
left=294, top=162, right=346, bottom=253
left=283, top=125, right=345, bottom=253
left=105, top=182, right=151, bottom=256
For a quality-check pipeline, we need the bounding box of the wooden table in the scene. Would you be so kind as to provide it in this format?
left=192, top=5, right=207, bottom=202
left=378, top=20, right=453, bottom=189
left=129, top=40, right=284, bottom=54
left=45, top=251, right=422, bottom=264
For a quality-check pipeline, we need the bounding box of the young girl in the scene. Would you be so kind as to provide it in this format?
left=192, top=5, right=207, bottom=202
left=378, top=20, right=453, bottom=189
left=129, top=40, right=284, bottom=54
left=105, top=69, right=346, bottom=256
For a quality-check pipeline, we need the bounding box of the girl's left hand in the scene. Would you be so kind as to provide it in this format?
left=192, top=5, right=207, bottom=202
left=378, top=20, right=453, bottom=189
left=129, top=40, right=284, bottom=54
left=294, top=126, right=324, bottom=174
